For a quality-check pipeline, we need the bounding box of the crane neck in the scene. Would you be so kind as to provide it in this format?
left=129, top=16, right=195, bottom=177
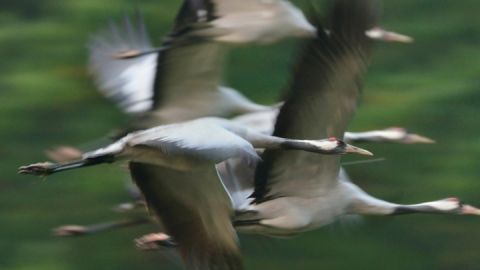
left=346, top=185, right=463, bottom=216
left=347, top=193, right=398, bottom=215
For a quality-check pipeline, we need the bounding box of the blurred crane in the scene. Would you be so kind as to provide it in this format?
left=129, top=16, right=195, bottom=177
left=20, top=119, right=372, bottom=270
left=132, top=0, right=480, bottom=247
left=230, top=0, right=479, bottom=239
left=49, top=0, right=477, bottom=255
left=89, top=0, right=317, bottom=125
left=21, top=0, right=454, bottom=267
left=48, top=0, right=427, bottom=243
left=47, top=0, right=416, bottom=161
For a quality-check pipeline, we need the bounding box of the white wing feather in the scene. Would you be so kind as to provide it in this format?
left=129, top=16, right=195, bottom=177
left=88, top=16, right=157, bottom=114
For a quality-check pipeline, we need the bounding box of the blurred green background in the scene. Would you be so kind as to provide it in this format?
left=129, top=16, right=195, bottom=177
left=1, top=0, right=480, bottom=269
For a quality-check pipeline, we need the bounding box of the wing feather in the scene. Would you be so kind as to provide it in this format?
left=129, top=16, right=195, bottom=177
left=130, top=163, right=243, bottom=270
left=88, top=10, right=228, bottom=119
left=127, top=119, right=260, bottom=165
left=253, top=0, right=377, bottom=202
left=88, top=15, right=157, bottom=113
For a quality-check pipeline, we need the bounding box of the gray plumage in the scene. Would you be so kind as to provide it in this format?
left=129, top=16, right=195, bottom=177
left=130, top=162, right=241, bottom=270
left=251, top=0, right=374, bottom=204
left=88, top=0, right=314, bottom=122
left=85, top=118, right=261, bottom=169
left=83, top=3, right=316, bottom=269
left=20, top=117, right=371, bottom=270
left=30, top=1, right=435, bottom=269
left=226, top=0, right=479, bottom=239
left=179, top=0, right=316, bottom=43
left=89, top=15, right=268, bottom=119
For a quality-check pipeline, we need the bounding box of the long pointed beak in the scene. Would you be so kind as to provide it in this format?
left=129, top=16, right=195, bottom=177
left=461, top=204, right=480, bottom=215
left=406, top=134, right=436, bottom=144
left=383, top=30, right=414, bottom=43
left=366, top=27, right=414, bottom=43
left=345, top=144, right=373, bottom=156
left=53, top=225, right=87, bottom=237
left=18, top=162, right=55, bottom=176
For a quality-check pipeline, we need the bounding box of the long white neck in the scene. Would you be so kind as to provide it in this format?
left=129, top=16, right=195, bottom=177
left=345, top=185, right=399, bottom=215
left=346, top=183, right=464, bottom=216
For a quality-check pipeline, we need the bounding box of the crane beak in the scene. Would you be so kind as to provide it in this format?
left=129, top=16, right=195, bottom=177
left=461, top=204, right=480, bottom=216
left=365, top=27, right=414, bottom=43
left=404, top=134, right=436, bottom=144
left=345, top=144, right=373, bottom=156
left=53, top=225, right=87, bottom=237
left=18, top=162, right=55, bottom=176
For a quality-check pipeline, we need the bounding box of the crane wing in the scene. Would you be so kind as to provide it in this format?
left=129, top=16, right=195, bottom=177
left=252, top=0, right=376, bottom=202
left=88, top=15, right=157, bottom=113
left=130, top=163, right=242, bottom=270
left=88, top=6, right=228, bottom=119
left=88, top=0, right=308, bottom=123
left=216, top=159, right=255, bottom=211
left=124, top=119, right=260, bottom=165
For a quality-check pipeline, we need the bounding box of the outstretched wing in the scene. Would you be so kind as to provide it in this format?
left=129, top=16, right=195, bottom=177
left=130, top=163, right=242, bottom=270
left=125, top=119, right=260, bottom=165
left=88, top=7, right=229, bottom=120
left=89, top=15, right=157, bottom=113
left=253, top=0, right=377, bottom=202
left=88, top=1, right=308, bottom=123
left=217, top=159, right=255, bottom=210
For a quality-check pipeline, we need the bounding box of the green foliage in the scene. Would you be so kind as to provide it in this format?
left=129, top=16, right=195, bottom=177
left=1, top=0, right=479, bottom=269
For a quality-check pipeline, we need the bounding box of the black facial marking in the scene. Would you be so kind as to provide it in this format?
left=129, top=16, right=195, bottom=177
left=336, top=139, right=347, bottom=151
left=392, top=206, right=417, bottom=215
